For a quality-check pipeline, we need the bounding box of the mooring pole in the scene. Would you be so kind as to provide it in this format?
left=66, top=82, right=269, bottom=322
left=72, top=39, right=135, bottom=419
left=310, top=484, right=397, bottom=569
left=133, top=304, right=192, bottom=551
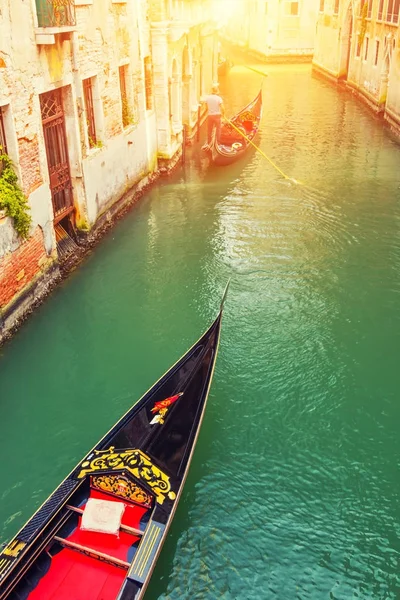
left=182, top=124, right=186, bottom=164
left=197, top=105, right=201, bottom=142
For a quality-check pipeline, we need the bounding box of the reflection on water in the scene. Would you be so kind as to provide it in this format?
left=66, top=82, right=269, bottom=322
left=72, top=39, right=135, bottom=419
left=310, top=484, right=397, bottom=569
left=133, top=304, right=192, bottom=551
left=1, top=64, right=400, bottom=599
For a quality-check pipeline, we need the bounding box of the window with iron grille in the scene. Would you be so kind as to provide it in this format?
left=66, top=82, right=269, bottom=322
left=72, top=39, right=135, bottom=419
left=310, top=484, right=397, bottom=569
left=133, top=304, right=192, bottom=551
left=119, top=65, right=131, bottom=128
left=377, top=0, right=384, bottom=19
left=144, top=57, right=153, bottom=111
left=35, top=0, right=76, bottom=27
left=83, top=78, right=97, bottom=148
left=0, top=106, right=7, bottom=155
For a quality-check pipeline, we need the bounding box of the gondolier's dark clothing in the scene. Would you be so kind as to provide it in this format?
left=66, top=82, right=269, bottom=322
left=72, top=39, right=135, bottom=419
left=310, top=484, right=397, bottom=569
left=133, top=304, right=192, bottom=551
left=207, top=114, right=221, bottom=144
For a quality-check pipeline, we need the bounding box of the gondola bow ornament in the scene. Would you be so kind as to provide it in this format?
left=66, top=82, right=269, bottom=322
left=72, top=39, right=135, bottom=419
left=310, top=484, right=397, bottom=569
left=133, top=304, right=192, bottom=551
left=150, top=392, right=183, bottom=424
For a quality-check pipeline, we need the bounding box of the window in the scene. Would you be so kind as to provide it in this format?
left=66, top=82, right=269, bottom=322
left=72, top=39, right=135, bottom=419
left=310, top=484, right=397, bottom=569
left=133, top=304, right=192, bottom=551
left=144, top=57, right=153, bottom=111
left=374, top=40, right=380, bottom=65
left=367, top=0, right=373, bottom=17
left=356, top=35, right=362, bottom=57
left=364, top=36, right=369, bottom=60
left=0, top=106, right=7, bottom=154
left=285, top=1, right=299, bottom=14
left=319, top=0, right=324, bottom=11
left=386, top=0, right=394, bottom=20
left=393, top=0, right=400, bottom=21
left=359, top=0, right=366, bottom=15
left=377, top=0, right=384, bottom=19
left=119, top=65, right=131, bottom=128
left=265, top=1, right=268, bottom=14
left=333, top=0, right=340, bottom=14
left=83, top=77, right=97, bottom=148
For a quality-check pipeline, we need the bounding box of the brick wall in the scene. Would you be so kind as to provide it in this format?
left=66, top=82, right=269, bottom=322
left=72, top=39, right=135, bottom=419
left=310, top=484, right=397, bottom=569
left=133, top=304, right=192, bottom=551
left=0, top=226, right=48, bottom=309
left=18, top=136, right=43, bottom=196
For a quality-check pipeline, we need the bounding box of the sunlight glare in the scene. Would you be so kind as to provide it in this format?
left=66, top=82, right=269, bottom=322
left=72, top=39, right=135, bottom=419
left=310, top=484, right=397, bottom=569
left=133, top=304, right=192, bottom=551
left=214, top=0, right=242, bottom=24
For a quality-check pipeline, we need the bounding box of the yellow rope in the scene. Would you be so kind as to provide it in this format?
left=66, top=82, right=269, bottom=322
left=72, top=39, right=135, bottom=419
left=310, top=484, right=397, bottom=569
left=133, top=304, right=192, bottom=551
left=223, top=117, right=302, bottom=185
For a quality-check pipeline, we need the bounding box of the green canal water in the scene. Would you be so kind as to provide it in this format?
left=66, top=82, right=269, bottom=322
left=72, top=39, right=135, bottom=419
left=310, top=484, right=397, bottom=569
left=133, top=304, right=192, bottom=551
left=1, top=64, right=400, bottom=599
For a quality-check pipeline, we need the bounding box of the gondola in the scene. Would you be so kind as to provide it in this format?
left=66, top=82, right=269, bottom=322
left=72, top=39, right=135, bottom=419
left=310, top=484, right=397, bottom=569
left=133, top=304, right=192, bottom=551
left=0, top=288, right=227, bottom=600
left=208, top=89, right=262, bottom=166
left=217, top=57, right=232, bottom=77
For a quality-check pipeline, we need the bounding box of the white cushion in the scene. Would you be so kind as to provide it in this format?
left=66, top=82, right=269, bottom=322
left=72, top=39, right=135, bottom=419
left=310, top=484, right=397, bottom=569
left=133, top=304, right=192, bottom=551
left=81, top=498, right=125, bottom=535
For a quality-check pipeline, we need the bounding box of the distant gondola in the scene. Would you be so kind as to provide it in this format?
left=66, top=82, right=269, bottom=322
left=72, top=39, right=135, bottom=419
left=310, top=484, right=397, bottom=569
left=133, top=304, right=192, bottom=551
left=208, top=89, right=262, bottom=166
left=217, top=57, right=232, bottom=77
left=0, top=289, right=227, bottom=600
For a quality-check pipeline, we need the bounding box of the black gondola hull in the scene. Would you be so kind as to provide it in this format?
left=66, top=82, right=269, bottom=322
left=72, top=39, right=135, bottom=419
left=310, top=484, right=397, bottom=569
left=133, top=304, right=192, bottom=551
left=0, top=309, right=224, bottom=600
left=208, top=89, right=263, bottom=166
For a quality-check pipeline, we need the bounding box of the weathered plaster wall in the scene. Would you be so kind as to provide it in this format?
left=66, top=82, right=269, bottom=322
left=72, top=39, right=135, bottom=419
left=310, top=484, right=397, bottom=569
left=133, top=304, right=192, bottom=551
left=385, top=41, right=400, bottom=117
left=83, top=120, right=153, bottom=224
left=0, top=0, right=158, bottom=339
left=314, top=14, right=342, bottom=75
left=150, top=0, right=218, bottom=158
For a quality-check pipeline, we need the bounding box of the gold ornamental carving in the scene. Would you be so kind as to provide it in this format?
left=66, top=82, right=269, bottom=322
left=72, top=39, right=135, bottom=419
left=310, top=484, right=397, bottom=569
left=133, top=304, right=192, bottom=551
left=77, top=447, right=176, bottom=505
left=91, top=474, right=153, bottom=508
left=0, top=539, right=26, bottom=579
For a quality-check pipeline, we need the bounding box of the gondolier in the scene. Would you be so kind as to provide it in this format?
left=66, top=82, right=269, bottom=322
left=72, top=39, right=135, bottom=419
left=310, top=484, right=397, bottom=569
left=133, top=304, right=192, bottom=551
left=201, top=83, right=225, bottom=149
left=208, top=88, right=263, bottom=166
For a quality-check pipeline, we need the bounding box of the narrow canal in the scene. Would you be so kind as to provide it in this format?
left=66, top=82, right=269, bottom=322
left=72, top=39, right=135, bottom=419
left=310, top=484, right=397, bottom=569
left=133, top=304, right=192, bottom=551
left=1, top=63, right=400, bottom=599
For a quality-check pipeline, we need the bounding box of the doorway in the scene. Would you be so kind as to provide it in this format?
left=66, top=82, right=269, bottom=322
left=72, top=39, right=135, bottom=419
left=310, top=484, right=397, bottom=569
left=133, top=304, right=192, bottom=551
left=338, top=5, right=353, bottom=79
left=40, top=89, right=73, bottom=225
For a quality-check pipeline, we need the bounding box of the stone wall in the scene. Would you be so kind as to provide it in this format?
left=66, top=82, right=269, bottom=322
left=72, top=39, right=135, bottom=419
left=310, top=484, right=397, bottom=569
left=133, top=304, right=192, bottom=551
left=313, top=0, right=400, bottom=134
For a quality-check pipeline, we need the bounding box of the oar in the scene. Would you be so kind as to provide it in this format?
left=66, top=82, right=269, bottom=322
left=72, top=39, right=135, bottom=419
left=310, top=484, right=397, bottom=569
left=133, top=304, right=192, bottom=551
left=244, top=65, right=269, bottom=78
left=223, top=117, right=302, bottom=185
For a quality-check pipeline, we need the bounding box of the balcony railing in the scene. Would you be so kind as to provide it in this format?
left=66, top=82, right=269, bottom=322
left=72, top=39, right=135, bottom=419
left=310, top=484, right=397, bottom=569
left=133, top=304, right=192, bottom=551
left=35, top=0, right=76, bottom=27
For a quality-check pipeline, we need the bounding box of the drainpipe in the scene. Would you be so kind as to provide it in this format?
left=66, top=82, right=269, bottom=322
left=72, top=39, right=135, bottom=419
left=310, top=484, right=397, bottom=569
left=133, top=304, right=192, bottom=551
left=70, top=30, right=84, bottom=173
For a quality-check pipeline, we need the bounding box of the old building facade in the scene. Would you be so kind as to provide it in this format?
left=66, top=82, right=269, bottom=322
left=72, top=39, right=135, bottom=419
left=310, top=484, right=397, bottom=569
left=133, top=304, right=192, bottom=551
left=223, top=0, right=318, bottom=60
left=313, top=0, right=400, bottom=132
left=150, top=0, right=219, bottom=164
left=0, top=0, right=217, bottom=343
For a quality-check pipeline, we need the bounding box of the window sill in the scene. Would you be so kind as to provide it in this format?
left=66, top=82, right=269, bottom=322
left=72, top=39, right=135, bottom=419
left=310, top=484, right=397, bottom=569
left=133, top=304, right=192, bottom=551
left=122, top=123, right=137, bottom=133
left=87, top=143, right=104, bottom=155
left=35, top=26, right=76, bottom=45
left=172, top=123, right=182, bottom=135
left=75, top=0, right=92, bottom=5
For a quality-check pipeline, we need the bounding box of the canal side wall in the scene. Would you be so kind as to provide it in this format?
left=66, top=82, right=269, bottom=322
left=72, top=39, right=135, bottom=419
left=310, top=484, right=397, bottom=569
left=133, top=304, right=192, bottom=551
left=312, top=0, right=400, bottom=136
left=0, top=0, right=218, bottom=346
left=0, top=167, right=160, bottom=346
